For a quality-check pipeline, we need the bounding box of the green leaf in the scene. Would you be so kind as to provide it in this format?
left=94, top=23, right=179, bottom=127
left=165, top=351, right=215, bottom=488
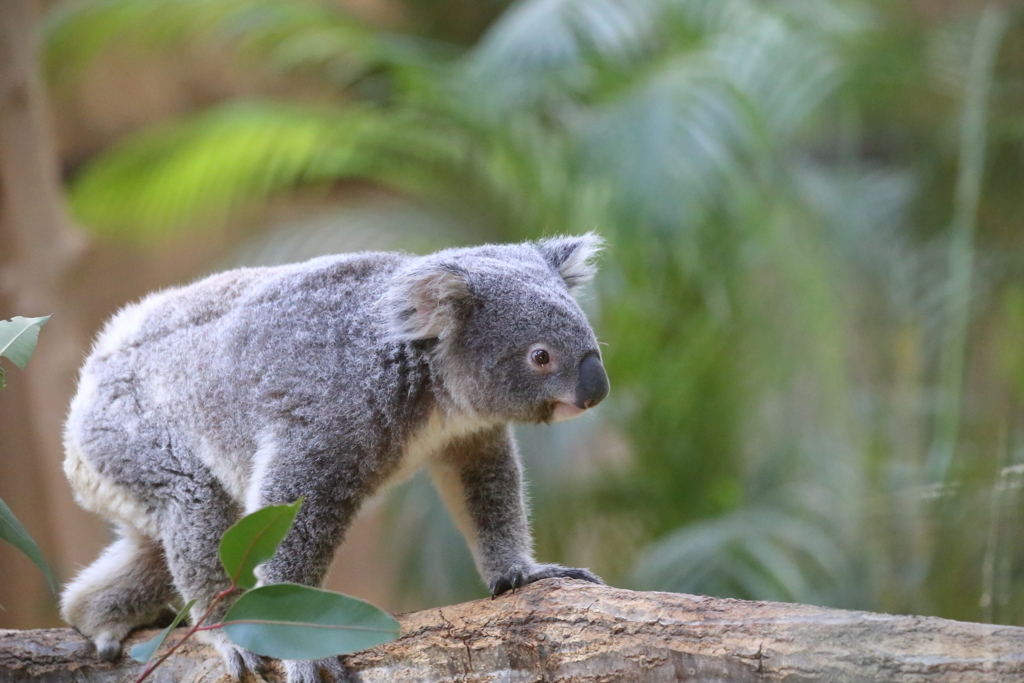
left=42, top=0, right=387, bottom=87
left=68, top=103, right=385, bottom=241
left=219, top=583, right=400, bottom=660
left=220, top=500, right=302, bottom=589
left=129, top=599, right=196, bottom=663
left=0, top=496, right=57, bottom=594
left=0, top=316, right=50, bottom=370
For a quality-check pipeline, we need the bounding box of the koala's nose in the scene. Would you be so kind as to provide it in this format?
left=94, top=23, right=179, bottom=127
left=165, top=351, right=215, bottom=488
left=575, top=353, right=609, bottom=410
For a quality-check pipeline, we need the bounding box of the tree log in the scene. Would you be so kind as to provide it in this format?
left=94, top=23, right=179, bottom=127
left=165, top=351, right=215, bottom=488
left=2, top=579, right=1022, bottom=682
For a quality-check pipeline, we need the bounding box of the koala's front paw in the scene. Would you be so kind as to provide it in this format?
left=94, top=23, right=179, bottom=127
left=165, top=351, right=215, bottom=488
left=490, top=563, right=603, bottom=596
left=285, top=657, right=353, bottom=683
left=489, top=567, right=531, bottom=596
left=527, top=563, right=604, bottom=586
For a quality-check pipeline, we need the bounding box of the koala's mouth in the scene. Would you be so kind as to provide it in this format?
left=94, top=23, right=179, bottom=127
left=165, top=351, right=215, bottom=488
left=535, top=399, right=587, bottom=424
left=550, top=401, right=585, bottom=423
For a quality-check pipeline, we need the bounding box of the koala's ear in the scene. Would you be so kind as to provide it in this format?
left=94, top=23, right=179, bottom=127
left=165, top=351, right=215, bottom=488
left=383, top=262, right=475, bottom=341
left=536, top=232, right=604, bottom=293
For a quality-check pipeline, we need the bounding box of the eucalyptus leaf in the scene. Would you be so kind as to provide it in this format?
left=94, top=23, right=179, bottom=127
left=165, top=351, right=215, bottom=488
left=219, top=500, right=302, bottom=589
left=129, top=599, right=196, bottom=663
left=219, top=583, right=399, bottom=660
left=0, top=316, right=50, bottom=370
left=0, top=497, right=57, bottom=594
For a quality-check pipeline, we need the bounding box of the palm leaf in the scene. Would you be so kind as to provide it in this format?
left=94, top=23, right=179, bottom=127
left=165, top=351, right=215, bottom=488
left=70, top=102, right=389, bottom=239
left=474, top=0, right=656, bottom=74
left=580, top=66, right=764, bottom=232
left=68, top=98, right=521, bottom=241
left=706, top=10, right=843, bottom=138
left=630, top=507, right=854, bottom=606
left=464, top=0, right=664, bottom=116
left=43, top=0, right=405, bottom=88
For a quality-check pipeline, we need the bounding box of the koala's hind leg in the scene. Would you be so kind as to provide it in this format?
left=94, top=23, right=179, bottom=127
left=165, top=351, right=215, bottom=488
left=60, top=530, right=175, bottom=660
left=246, top=439, right=364, bottom=683
left=160, top=473, right=269, bottom=681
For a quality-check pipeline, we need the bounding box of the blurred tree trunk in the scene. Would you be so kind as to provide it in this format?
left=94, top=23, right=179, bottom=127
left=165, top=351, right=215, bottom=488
left=2, top=580, right=1023, bottom=682
left=0, top=0, right=108, bottom=627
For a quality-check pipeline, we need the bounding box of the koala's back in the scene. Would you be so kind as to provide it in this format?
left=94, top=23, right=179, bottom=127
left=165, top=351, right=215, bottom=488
left=90, top=252, right=401, bottom=361
left=64, top=251, right=409, bottom=527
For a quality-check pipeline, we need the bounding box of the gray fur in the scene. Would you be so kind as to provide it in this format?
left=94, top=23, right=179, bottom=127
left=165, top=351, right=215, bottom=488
left=60, top=234, right=608, bottom=683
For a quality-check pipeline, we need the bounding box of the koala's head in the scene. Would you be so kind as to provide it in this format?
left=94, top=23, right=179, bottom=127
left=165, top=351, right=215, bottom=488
left=384, top=233, right=609, bottom=424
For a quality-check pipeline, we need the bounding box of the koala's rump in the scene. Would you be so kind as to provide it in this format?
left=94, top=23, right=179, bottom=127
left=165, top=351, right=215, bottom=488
left=63, top=254, right=404, bottom=525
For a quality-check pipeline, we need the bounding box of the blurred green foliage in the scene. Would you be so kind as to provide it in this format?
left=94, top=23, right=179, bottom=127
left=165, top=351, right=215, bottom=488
left=46, top=0, right=1024, bottom=624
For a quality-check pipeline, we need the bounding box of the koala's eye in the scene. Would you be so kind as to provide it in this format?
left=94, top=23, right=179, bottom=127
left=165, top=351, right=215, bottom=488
left=527, top=344, right=556, bottom=373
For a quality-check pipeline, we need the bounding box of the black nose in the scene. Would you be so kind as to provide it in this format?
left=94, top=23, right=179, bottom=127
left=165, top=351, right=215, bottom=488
left=575, top=353, right=609, bottom=410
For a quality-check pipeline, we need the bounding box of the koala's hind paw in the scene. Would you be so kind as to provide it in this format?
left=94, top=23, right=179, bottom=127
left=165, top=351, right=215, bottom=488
left=214, top=639, right=270, bottom=682
left=490, top=563, right=604, bottom=596
left=285, top=656, right=354, bottom=683
left=94, top=635, right=123, bottom=661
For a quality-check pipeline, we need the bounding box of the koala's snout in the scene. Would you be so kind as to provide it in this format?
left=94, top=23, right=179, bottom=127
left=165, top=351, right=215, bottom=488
left=574, top=353, right=609, bottom=410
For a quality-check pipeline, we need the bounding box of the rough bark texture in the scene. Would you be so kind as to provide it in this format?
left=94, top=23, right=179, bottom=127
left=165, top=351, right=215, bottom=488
left=1, top=580, right=1021, bottom=683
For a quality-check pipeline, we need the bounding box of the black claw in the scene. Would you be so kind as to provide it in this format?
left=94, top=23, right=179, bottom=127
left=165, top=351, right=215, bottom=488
left=491, top=571, right=527, bottom=597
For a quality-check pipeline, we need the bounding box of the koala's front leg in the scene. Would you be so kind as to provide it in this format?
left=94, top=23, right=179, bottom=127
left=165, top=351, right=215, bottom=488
left=430, top=426, right=603, bottom=596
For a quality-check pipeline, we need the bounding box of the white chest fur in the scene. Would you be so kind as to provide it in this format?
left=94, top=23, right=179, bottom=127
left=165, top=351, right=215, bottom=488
left=381, top=410, right=492, bottom=490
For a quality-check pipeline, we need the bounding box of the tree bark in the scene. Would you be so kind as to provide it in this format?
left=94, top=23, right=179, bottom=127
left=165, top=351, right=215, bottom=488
left=1, top=580, right=1022, bottom=683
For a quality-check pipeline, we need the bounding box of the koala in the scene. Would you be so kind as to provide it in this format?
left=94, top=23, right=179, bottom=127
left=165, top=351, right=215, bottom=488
left=60, top=234, right=609, bottom=683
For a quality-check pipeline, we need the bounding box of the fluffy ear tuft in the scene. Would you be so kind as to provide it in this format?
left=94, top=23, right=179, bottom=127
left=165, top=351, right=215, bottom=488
left=383, top=262, right=474, bottom=341
left=536, top=232, right=605, bottom=293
